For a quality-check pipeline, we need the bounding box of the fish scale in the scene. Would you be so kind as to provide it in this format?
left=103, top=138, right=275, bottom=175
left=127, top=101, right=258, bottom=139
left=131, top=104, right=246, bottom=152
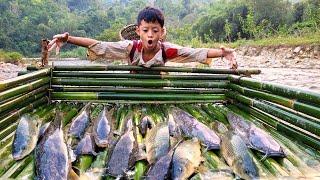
left=221, top=132, right=259, bottom=179
left=35, top=112, right=68, bottom=180
left=145, top=122, right=170, bottom=164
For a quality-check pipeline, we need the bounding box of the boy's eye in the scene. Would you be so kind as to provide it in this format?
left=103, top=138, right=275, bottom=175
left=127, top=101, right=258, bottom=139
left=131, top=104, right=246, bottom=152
left=143, top=30, right=148, bottom=32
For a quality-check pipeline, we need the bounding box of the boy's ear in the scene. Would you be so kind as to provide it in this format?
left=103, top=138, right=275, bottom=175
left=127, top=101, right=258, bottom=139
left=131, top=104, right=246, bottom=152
left=135, top=26, right=140, bottom=36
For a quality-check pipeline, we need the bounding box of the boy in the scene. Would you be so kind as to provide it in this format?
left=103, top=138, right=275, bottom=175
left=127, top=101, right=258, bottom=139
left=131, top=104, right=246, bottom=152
left=48, top=7, right=237, bottom=69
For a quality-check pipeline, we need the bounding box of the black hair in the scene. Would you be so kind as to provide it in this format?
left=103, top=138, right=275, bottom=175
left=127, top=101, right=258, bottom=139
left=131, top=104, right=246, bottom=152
left=137, top=7, right=164, bottom=27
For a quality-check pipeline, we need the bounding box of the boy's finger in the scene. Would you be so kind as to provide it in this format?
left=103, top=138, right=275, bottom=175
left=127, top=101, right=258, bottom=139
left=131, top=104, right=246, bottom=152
left=48, top=43, right=57, bottom=52
left=48, top=39, right=57, bottom=47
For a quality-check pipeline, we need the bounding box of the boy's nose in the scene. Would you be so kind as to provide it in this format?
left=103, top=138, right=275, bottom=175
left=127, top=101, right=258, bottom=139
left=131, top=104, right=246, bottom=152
left=147, top=31, right=153, bottom=37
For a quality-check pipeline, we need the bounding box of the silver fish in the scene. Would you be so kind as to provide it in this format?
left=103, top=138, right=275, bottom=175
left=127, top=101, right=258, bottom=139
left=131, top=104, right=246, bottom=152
left=106, top=118, right=136, bottom=177
left=171, top=138, right=202, bottom=179
left=92, top=106, right=113, bottom=147
left=69, top=103, right=91, bottom=138
left=220, top=131, right=259, bottom=179
left=74, top=133, right=97, bottom=156
left=145, top=122, right=170, bottom=164
left=227, top=112, right=285, bottom=157
left=35, top=111, right=69, bottom=180
left=12, top=114, right=40, bottom=160
left=168, top=107, right=221, bottom=150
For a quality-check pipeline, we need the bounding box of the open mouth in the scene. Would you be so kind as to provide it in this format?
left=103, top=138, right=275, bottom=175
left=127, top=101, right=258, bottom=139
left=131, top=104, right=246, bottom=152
left=148, top=40, right=153, bottom=45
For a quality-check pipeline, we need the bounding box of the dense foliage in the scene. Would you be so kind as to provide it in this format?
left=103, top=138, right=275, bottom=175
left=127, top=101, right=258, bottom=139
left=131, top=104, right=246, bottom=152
left=0, top=0, right=318, bottom=57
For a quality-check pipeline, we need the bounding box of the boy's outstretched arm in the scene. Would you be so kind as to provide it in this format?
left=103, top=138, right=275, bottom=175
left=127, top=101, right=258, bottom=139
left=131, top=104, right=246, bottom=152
left=207, top=47, right=238, bottom=69
left=48, top=32, right=98, bottom=54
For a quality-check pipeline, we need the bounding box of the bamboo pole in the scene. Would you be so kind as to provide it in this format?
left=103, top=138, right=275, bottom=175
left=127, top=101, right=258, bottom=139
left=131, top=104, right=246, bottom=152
left=52, top=65, right=261, bottom=74
left=52, top=86, right=226, bottom=94
left=0, top=155, right=33, bottom=179
left=51, top=92, right=225, bottom=101
left=0, top=91, right=47, bottom=124
left=229, top=83, right=320, bottom=119
left=0, top=68, right=50, bottom=92
left=0, top=86, right=48, bottom=114
left=234, top=102, right=320, bottom=150
left=52, top=78, right=228, bottom=88
left=229, top=75, right=320, bottom=106
left=227, top=91, right=320, bottom=137
left=0, top=77, right=50, bottom=102
left=52, top=72, right=229, bottom=80
left=0, top=97, right=48, bottom=134
left=51, top=99, right=226, bottom=104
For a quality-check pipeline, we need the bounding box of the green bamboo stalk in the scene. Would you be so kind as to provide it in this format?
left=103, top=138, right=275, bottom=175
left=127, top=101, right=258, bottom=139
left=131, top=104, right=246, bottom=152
left=229, top=75, right=320, bottom=105
left=74, top=155, right=94, bottom=174
left=0, top=68, right=50, bottom=92
left=52, top=86, right=226, bottom=94
left=0, top=77, right=49, bottom=102
left=0, top=94, right=48, bottom=132
left=229, top=83, right=320, bottom=120
left=0, top=91, right=47, bottom=120
left=0, top=155, right=33, bottom=179
left=255, top=153, right=289, bottom=177
left=205, top=104, right=229, bottom=124
left=55, top=99, right=225, bottom=104
left=0, top=153, right=15, bottom=176
left=14, top=159, right=34, bottom=180
left=227, top=91, right=320, bottom=137
left=52, top=78, right=228, bottom=88
left=133, top=109, right=148, bottom=180
left=0, top=86, right=48, bottom=114
left=53, top=65, right=261, bottom=74
left=0, top=132, right=14, bottom=149
left=233, top=102, right=320, bottom=151
left=51, top=92, right=226, bottom=101
left=53, top=72, right=229, bottom=80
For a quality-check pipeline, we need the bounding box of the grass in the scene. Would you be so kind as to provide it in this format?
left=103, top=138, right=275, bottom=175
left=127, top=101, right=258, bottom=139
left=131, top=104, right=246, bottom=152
left=204, top=31, right=320, bottom=49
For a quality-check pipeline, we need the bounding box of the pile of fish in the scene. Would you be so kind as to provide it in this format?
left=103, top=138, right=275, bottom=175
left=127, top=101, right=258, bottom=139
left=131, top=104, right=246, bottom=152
left=7, top=102, right=320, bottom=179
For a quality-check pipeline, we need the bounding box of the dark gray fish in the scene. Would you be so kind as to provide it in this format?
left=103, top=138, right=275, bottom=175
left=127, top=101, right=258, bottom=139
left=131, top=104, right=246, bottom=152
left=139, top=115, right=155, bottom=137
left=171, top=138, right=202, bottom=179
left=227, top=113, right=285, bottom=157
left=145, top=122, right=170, bottom=164
left=106, top=118, right=136, bottom=177
left=74, top=133, right=97, bottom=156
left=168, top=107, right=220, bottom=150
left=146, top=150, right=174, bottom=180
left=69, top=103, right=91, bottom=138
left=92, top=106, right=113, bottom=147
left=146, top=139, right=182, bottom=180
left=12, top=114, right=40, bottom=160
left=35, top=111, right=69, bottom=180
left=221, top=131, right=259, bottom=179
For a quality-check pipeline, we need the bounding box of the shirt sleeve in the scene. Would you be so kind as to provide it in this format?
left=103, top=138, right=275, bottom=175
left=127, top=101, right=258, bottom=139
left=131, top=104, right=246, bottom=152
left=163, top=42, right=210, bottom=64
left=87, top=40, right=132, bottom=61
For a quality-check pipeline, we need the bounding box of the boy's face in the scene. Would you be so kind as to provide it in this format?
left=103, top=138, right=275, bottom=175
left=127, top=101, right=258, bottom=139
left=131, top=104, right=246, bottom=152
left=136, top=20, right=164, bottom=51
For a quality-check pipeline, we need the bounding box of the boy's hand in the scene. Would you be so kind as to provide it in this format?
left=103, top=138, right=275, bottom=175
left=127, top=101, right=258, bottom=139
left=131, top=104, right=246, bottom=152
left=221, top=47, right=238, bottom=69
left=48, top=32, right=69, bottom=55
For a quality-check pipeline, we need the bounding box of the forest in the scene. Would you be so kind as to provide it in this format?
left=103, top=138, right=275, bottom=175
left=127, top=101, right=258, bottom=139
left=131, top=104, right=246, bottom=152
left=0, top=0, right=319, bottom=58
